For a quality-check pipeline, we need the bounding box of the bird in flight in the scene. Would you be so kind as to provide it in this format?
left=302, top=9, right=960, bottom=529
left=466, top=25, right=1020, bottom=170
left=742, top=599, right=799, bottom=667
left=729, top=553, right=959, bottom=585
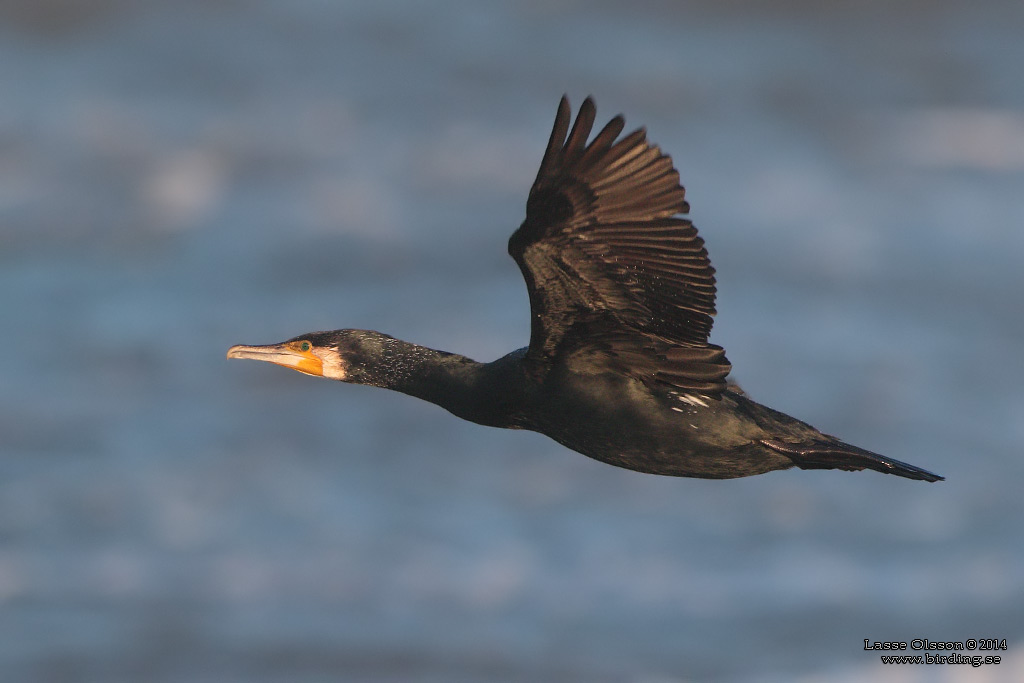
left=228, top=96, right=942, bottom=482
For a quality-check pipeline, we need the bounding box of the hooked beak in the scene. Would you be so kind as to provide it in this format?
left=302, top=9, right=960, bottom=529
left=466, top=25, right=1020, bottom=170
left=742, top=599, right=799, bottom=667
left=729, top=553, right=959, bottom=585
left=227, top=341, right=324, bottom=377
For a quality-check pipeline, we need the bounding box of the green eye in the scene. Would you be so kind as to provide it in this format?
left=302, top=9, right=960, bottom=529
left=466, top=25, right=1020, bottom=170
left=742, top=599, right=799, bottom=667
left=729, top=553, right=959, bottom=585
left=300, top=341, right=311, bottom=352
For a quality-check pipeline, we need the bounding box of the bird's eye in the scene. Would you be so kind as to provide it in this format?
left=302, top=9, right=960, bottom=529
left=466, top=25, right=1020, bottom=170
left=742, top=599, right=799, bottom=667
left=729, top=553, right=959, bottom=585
left=299, top=341, right=311, bottom=352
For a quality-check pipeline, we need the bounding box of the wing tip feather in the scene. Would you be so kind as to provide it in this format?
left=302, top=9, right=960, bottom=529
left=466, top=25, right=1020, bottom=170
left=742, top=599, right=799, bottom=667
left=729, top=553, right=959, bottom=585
left=516, top=97, right=725, bottom=376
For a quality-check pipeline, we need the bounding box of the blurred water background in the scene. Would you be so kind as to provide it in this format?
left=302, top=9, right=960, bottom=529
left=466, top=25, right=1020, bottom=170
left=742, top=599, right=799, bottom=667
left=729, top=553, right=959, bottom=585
left=2, top=1, right=1023, bottom=681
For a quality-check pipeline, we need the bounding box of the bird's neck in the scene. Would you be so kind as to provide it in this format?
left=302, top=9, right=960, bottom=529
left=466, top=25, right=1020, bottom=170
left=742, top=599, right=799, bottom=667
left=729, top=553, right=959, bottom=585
left=355, top=339, right=508, bottom=426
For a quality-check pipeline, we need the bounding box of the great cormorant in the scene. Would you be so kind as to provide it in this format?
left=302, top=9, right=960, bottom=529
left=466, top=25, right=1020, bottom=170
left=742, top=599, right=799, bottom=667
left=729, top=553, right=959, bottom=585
left=228, top=97, right=943, bottom=482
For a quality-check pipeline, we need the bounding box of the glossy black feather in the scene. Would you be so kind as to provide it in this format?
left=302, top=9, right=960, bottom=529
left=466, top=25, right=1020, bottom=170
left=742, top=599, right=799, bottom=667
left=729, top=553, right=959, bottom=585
left=508, top=96, right=729, bottom=394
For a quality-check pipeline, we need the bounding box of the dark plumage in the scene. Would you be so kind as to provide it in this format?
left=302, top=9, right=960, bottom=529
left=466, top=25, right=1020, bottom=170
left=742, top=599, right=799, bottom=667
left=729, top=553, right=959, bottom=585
left=228, top=96, right=943, bottom=483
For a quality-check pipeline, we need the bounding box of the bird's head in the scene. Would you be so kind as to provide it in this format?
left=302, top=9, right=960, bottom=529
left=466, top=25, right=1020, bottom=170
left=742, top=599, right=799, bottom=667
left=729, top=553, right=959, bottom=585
left=227, top=329, right=399, bottom=383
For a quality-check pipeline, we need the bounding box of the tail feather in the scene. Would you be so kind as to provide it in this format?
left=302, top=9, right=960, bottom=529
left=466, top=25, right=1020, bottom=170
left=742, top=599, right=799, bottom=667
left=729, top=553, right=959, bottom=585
left=761, top=438, right=944, bottom=482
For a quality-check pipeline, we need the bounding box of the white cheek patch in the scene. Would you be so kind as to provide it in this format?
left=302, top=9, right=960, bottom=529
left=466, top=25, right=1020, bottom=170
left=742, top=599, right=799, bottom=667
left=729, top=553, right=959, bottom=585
left=319, top=352, right=348, bottom=380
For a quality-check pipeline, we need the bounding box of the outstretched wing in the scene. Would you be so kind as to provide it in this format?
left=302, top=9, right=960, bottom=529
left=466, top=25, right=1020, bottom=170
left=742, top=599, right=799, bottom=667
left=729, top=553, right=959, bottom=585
left=508, top=96, right=730, bottom=394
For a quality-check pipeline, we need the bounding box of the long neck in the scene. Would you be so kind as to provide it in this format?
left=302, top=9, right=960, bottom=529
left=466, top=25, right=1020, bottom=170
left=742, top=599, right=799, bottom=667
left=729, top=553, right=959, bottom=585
left=355, top=338, right=514, bottom=427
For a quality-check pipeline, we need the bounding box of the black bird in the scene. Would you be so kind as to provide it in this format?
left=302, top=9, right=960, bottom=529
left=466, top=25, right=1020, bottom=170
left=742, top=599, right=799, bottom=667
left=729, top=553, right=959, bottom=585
left=228, top=97, right=943, bottom=482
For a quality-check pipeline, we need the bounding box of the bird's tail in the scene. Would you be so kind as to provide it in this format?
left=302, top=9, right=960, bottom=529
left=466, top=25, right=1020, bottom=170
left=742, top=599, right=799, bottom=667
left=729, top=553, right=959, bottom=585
left=761, top=438, right=944, bottom=482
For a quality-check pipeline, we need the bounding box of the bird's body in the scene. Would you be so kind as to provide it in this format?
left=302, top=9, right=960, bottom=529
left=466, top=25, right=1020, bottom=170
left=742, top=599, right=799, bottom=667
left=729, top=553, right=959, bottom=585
left=229, top=97, right=943, bottom=483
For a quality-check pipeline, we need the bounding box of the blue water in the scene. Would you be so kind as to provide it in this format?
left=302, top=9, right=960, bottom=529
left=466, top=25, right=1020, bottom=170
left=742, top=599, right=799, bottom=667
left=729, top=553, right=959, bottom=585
left=2, top=1, right=1023, bottom=681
